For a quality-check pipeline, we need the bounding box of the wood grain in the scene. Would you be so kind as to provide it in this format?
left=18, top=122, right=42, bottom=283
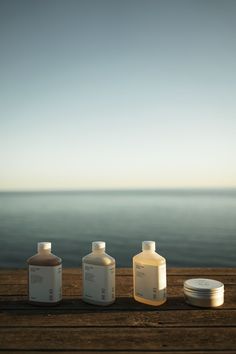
left=0, top=268, right=235, bottom=353
left=0, top=309, right=236, bottom=327
left=0, top=327, right=236, bottom=350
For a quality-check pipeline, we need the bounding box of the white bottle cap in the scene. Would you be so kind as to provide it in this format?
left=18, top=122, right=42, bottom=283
left=92, top=241, right=106, bottom=251
left=38, top=242, right=51, bottom=252
left=142, top=241, right=156, bottom=251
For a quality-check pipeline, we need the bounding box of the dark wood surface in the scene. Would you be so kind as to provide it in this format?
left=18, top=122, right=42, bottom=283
left=0, top=268, right=235, bottom=353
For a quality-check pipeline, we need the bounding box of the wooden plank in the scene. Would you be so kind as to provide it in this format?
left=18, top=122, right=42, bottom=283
left=1, top=273, right=235, bottom=286
left=0, top=268, right=235, bottom=353
left=0, top=277, right=236, bottom=298
left=0, top=277, right=235, bottom=296
left=0, top=267, right=235, bottom=277
left=0, top=270, right=235, bottom=295
left=167, top=268, right=236, bottom=275
left=166, top=275, right=236, bottom=285
left=0, top=285, right=235, bottom=310
left=0, top=309, right=235, bottom=327
left=0, top=327, right=235, bottom=350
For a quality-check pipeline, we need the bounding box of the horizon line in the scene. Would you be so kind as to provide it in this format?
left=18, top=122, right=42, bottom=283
left=0, top=186, right=236, bottom=193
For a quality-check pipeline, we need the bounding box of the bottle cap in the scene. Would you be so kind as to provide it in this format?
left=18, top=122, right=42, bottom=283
left=184, top=278, right=224, bottom=307
left=142, top=241, right=156, bottom=251
left=37, top=242, right=51, bottom=252
left=92, top=241, right=106, bottom=251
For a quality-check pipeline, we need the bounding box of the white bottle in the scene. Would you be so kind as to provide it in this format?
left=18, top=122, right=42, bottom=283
left=27, top=242, right=62, bottom=306
left=133, top=241, right=167, bottom=306
left=82, top=241, right=115, bottom=306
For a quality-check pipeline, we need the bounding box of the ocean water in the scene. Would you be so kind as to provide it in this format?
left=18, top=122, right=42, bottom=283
left=0, top=189, right=235, bottom=268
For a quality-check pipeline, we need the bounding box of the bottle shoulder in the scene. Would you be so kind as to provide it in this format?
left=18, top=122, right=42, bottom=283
left=27, top=253, right=62, bottom=266
left=82, top=252, right=115, bottom=266
left=133, top=251, right=166, bottom=266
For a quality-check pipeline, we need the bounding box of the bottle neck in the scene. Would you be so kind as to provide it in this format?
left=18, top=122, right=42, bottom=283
left=142, top=249, right=155, bottom=253
left=93, top=249, right=105, bottom=254
left=38, top=249, right=51, bottom=255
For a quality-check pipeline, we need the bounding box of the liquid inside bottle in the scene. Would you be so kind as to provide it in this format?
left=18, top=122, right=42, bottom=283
left=82, top=241, right=115, bottom=306
left=133, top=241, right=167, bottom=306
left=27, top=242, right=62, bottom=306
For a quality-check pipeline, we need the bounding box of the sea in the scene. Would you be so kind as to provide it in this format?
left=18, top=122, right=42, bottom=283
left=0, top=189, right=235, bottom=268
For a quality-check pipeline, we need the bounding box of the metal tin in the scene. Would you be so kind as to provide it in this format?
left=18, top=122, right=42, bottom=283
left=184, top=278, right=224, bottom=308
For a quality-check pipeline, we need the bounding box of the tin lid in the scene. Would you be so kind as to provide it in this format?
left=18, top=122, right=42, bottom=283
left=184, top=278, right=224, bottom=296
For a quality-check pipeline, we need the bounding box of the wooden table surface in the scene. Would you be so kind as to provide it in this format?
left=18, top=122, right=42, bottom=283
left=0, top=268, right=235, bottom=353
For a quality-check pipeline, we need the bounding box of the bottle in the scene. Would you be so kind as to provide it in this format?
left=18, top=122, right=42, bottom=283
left=27, top=242, right=62, bottom=306
left=82, top=241, right=115, bottom=306
left=133, top=241, right=167, bottom=306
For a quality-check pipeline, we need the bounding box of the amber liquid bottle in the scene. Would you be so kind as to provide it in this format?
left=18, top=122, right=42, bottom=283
left=27, top=242, right=62, bottom=306
left=133, top=241, right=167, bottom=306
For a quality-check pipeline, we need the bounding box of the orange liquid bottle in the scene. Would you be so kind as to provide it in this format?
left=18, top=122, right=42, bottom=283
left=133, top=241, right=167, bottom=306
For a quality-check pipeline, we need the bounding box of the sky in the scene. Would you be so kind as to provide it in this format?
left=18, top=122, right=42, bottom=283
left=0, top=0, right=236, bottom=191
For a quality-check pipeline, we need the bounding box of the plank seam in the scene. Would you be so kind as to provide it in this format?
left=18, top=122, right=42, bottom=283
left=0, top=325, right=236, bottom=329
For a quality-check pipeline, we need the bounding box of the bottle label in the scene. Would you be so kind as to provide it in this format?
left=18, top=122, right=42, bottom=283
left=134, top=262, right=166, bottom=301
left=28, top=265, right=62, bottom=303
left=83, top=263, right=115, bottom=303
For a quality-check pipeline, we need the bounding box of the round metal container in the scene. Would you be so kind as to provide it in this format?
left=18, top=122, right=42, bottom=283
left=184, top=278, right=224, bottom=308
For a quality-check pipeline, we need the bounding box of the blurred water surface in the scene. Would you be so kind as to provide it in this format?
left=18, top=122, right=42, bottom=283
left=0, top=189, right=235, bottom=267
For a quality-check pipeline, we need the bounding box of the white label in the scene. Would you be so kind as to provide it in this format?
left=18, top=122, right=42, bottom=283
left=83, top=263, right=115, bottom=303
left=29, top=265, right=62, bottom=303
left=134, top=262, right=166, bottom=301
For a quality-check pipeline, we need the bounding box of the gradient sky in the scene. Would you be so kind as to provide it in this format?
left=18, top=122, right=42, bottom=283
left=0, top=0, right=236, bottom=190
